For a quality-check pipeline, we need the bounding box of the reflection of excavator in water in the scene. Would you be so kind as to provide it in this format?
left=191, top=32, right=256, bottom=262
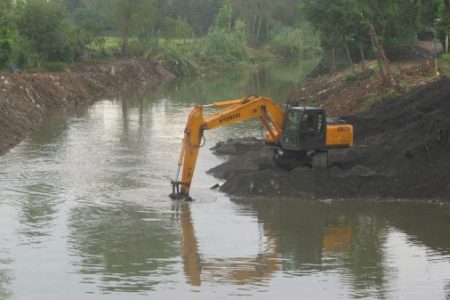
left=178, top=203, right=280, bottom=286
left=176, top=203, right=353, bottom=286
left=170, top=96, right=354, bottom=200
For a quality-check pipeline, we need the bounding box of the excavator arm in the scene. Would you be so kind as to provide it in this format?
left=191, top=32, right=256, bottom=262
left=170, top=97, right=285, bottom=199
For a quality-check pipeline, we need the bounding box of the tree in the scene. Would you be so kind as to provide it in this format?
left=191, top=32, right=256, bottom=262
left=214, top=2, right=232, bottom=31
left=112, top=0, right=156, bottom=56
left=162, top=17, right=192, bottom=43
left=161, top=0, right=221, bottom=35
left=65, top=0, right=82, bottom=13
left=231, top=0, right=302, bottom=44
left=417, top=0, right=440, bottom=27
left=231, top=0, right=273, bottom=44
left=301, top=0, right=428, bottom=83
left=115, top=0, right=138, bottom=56
left=135, top=0, right=156, bottom=47
left=0, top=28, right=11, bottom=68
left=201, top=3, right=248, bottom=64
left=302, top=0, right=361, bottom=72
left=15, top=0, right=81, bottom=63
left=0, top=2, right=12, bottom=68
left=443, top=0, right=450, bottom=19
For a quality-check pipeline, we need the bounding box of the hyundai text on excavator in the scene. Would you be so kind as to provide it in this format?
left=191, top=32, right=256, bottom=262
left=170, top=96, right=353, bottom=200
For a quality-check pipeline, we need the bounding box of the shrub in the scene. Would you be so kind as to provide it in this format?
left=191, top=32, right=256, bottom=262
left=159, top=46, right=199, bottom=76
left=268, top=25, right=321, bottom=59
left=199, top=19, right=248, bottom=65
left=0, top=29, right=12, bottom=69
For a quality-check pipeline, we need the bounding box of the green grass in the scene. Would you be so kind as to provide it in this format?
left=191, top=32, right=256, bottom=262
left=103, top=36, right=121, bottom=49
left=90, top=36, right=197, bottom=51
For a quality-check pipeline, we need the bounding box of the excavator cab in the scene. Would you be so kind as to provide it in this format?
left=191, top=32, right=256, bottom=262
left=281, top=107, right=326, bottom=152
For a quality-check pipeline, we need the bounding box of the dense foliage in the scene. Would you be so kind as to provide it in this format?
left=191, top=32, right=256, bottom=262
left=268, top=26, right=321, bottom=58
left=0, top=0, right=447, bottom=72
left=199, top=4, right=248, bottom=64
left=301, top=0, right=445, bottom=66
left=16, top=0, right=81, bottom=64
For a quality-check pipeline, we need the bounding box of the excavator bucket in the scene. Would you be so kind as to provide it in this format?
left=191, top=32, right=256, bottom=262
left=170, top=181, right=192, bottom=201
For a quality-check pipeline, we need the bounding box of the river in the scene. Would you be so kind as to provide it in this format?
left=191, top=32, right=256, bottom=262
left=1, top=60, right=450, bottom=299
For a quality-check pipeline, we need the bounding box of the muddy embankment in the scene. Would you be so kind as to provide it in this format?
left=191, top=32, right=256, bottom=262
left=0, top=59, right=175, bottom=155
left=209, top=77, right=450, bottom=201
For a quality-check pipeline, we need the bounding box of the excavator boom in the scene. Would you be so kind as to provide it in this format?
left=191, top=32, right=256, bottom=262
left=170, top=97, right=285, bottom=199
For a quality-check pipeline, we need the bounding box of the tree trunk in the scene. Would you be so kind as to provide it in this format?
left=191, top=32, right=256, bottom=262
left=121, top=26, right=130, bottom=57
left=245, top=14, right=251, bottom=37
left=368, top=23, right=392, bottom=85
left=331, top=46, right=337, bottom=73
left=120, top=29, right=130, bottom=56
left=343, top=42, right=355, bottom=73
left=252, top=11, right=258, bottom=40
left=256, top=15, right=263, bottom=41
left=359, top=44, right=366, bottom=73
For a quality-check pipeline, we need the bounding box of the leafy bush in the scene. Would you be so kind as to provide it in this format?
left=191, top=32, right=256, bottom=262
left=268, top=25, right=321, bottom=59
left=159, top=46, right=199, bottom=76
left=200, top=30, right=246, bottom=64
left=0, top=28, right=12, bottom=69
left=198, top=19, right=248, bottom=65
left=10, top=35, right=40, bottom=69
left=193, top=3, right=248, bottom=65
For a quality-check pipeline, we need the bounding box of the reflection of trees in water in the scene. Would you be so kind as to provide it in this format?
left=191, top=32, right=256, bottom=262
left=378, top=204, right=450, bottom=256
left=145, top=59, right=319, bottom=107
left=17, top=184, right=59, bottom=244
left=446, top=280, right=450, bottom=300
left=68, top=202, right=179, bottom=293
left=0, top=257, right=12, bottom=300
left=25, top=110, right=71, bottom=150
left=235, top=200, right=390, bottom=298
left=344, top=214, right=388, bottom=299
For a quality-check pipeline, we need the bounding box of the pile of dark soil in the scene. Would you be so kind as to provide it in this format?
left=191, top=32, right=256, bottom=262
left=209, top=77, right=450, bottom=200
left=385, top=41, right=436, bottom=62
left=0, top=59, right=175, bottom=155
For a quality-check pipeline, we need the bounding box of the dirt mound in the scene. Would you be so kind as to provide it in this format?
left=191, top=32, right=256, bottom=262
left=0, top=59, right=175, bottom=155
left=210, top=137, right=264, bottom=155
left=209, top=77, right=450, bottom=201
left=385, top=41, right=436, bottom=61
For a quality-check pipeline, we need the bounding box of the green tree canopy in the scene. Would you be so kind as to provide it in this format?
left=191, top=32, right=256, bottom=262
left=15, top=0, right=81, bottom=63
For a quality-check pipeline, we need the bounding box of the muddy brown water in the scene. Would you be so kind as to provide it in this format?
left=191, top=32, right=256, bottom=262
left=1, top=60, right=450, bottom=299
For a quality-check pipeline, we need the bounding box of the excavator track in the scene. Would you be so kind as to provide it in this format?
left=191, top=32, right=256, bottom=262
left=312, top=151, right=328, bottom=169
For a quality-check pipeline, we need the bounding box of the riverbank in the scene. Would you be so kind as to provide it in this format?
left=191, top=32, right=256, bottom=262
left=207, top=48, right=450, bottom=201
left=289, top=58, right=436, bottom=117
left=0, top=59, right=175, bottom=155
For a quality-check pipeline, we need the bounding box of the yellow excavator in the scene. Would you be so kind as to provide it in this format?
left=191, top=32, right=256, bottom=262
left=170, top=96, right=353, bottom=200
